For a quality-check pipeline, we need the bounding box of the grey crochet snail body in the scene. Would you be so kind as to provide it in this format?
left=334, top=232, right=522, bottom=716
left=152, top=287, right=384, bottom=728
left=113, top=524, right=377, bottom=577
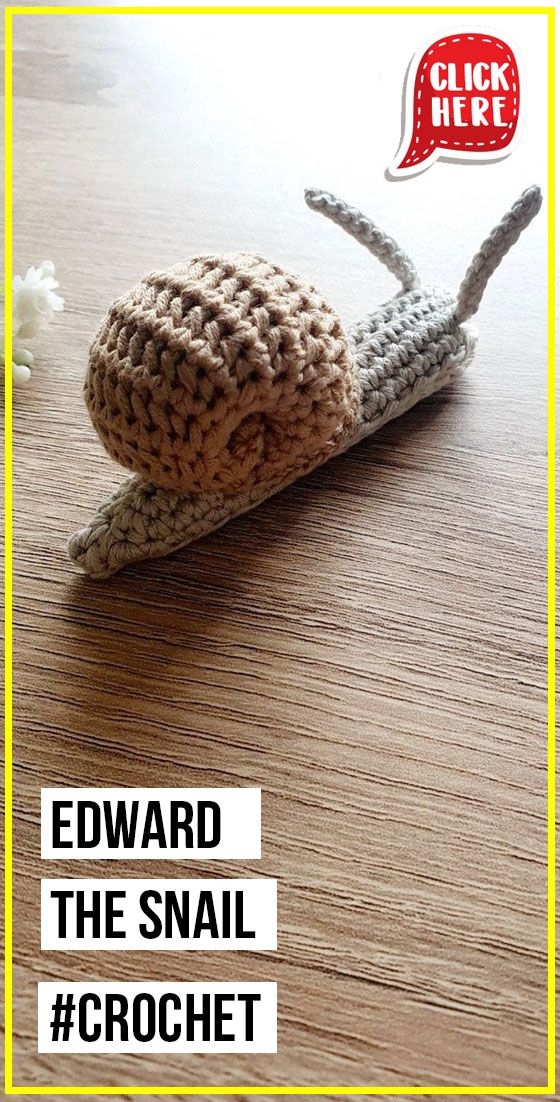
left=69, top=185, right=542, bottom=579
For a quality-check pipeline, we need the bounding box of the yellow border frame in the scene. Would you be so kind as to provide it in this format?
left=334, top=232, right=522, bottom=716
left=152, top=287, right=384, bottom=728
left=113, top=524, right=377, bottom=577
left=3, top=4, right=556, bottom=1096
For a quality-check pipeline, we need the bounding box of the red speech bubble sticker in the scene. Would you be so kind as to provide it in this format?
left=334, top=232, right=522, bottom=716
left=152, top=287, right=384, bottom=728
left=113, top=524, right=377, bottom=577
left=391, top=32, right=520, bottom=177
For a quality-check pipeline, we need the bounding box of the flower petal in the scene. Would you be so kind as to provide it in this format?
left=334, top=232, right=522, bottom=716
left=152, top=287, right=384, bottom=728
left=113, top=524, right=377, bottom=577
left=12, top=360, right=31, bottom=384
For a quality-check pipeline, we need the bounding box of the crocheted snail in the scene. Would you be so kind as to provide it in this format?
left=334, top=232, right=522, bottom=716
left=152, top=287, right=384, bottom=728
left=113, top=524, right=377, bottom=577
left=69, top=185, right=541, bottom=579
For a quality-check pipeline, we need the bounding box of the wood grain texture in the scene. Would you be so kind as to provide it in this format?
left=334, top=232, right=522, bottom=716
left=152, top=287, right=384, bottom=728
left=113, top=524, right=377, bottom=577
left=9, top=9, right=548, bottom=1100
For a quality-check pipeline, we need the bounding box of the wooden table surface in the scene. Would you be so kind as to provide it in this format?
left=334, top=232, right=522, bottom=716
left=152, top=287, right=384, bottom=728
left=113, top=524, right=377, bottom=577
left=9, top=8, right=549, bottom=1101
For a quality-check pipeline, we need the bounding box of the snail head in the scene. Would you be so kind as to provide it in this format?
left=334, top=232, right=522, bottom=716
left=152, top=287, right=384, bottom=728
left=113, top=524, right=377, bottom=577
left=304, top=185, right=543, bottom=396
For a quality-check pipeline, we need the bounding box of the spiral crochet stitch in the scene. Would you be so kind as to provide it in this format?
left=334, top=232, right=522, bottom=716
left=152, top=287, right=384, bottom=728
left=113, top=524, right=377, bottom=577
left=69, top=184, right=542, bottom=579
left=86, top=253, right=359, bottom=495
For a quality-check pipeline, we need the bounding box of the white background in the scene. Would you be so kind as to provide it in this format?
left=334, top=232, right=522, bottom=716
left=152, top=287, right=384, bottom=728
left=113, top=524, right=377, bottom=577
left=41, top=878, right=277, bottom=950
left=38, top=981, right=277, bottom=1053
left=41, top=788, right=262, bottom=859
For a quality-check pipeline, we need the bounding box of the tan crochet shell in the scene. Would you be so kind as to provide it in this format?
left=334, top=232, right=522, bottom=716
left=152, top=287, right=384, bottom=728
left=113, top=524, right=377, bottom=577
left=85, top=252, right=360, bottom=495
left=71, top=186, right=541, bottom=579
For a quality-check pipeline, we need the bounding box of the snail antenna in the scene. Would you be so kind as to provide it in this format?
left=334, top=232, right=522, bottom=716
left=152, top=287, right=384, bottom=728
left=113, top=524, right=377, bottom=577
left=455, top=185, right=542, bottom=323
left=304, top=188, right=419, bottom=292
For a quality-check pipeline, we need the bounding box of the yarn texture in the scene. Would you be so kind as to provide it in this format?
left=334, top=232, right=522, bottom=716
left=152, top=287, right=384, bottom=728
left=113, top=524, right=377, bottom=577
left=86, top=253, right=359, bottom=495
left=455, top=185, right=542, bottom=323
left=69, top=185, right=542, bottom=579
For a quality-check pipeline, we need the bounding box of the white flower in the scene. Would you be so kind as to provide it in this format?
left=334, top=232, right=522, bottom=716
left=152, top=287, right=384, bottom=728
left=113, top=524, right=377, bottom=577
left=1, top=259, right=64, bottom=385
left=0, top=346, right=33, bottom=385
left=12, top=260, right=64, bottom=341
left=12, top=360, right=32, bottom=385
